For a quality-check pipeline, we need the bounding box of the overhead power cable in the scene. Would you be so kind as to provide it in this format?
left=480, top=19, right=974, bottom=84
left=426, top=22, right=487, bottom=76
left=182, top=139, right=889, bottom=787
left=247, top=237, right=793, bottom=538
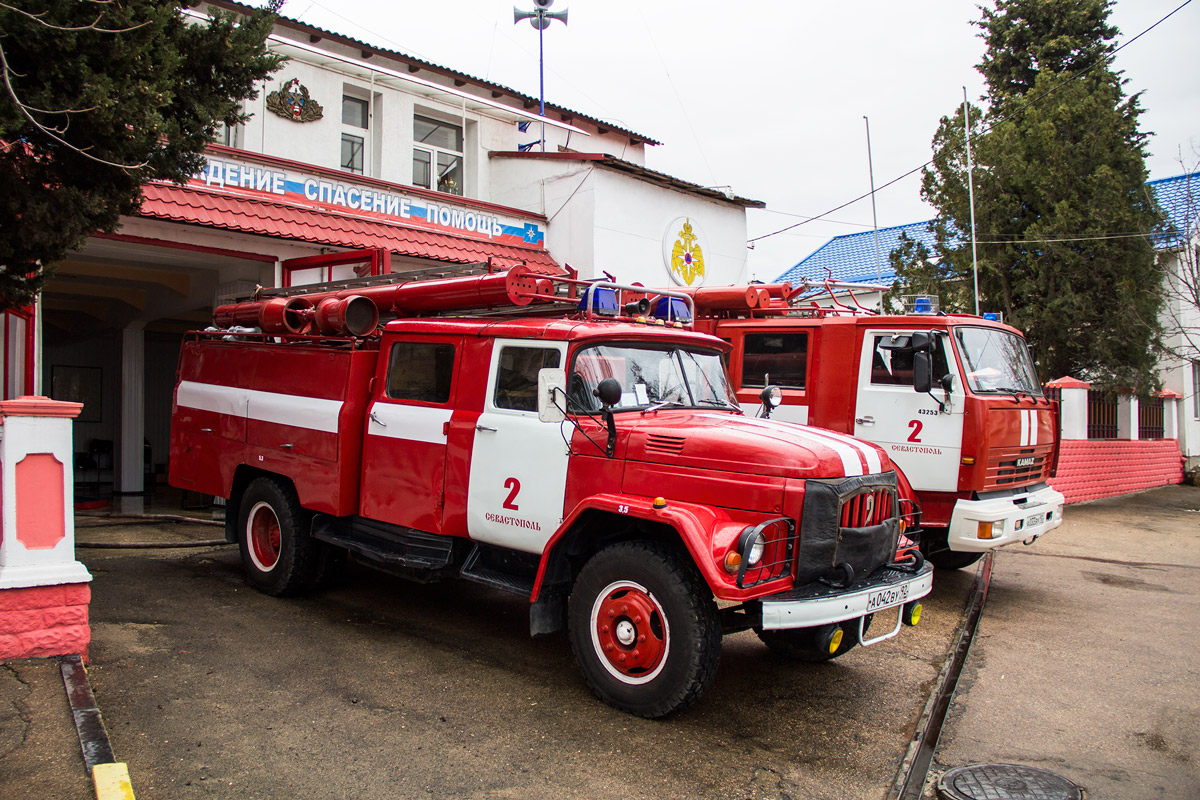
left=748, top=0, right=1193, bottom=245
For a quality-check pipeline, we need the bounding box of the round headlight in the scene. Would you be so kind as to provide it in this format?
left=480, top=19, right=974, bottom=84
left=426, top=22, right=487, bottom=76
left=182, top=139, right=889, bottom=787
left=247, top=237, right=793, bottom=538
left=759, top=385, right=783, bottom=408
left=738, top=527, right=766, bottom=567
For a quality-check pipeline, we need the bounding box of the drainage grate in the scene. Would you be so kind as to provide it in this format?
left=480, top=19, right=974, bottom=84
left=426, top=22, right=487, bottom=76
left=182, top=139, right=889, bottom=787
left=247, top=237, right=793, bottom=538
left=938, top=764, right=1083, bottom=800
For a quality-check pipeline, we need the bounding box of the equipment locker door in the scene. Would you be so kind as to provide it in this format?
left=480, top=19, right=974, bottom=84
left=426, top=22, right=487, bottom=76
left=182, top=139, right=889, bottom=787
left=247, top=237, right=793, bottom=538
left=854, top=329, right=963, bottom=493
left=360, top=335, right=460, bottom=533
left=466, top=340, right=569, bottom=555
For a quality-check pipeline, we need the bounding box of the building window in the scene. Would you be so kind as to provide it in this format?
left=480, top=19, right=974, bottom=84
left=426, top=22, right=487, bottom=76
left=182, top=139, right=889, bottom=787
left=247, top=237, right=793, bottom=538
left=413, top=114, right=463, bottom=195
left=341, top=134, right=364, bottom=174
left=341, top=93, right=369, bottom=174
left=214, top=121, right=239, bottom=148
left=1193, top=360, right=1200, bottom=419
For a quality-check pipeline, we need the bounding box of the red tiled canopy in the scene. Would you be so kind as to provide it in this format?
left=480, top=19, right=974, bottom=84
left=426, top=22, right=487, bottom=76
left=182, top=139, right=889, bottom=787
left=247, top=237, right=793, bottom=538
left=138, top=182, right=563, bottom=274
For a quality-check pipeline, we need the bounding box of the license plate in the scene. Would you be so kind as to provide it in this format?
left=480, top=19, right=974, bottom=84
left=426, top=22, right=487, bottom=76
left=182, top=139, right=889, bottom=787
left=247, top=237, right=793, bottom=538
left=1024, top=512, right=1046, bottom=529
left=865, top=583, right=909, bottom=612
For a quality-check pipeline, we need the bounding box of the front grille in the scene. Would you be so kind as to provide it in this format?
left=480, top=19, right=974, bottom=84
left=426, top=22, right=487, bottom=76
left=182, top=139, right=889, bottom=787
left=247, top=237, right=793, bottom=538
left=645, top=434, right=685, bottom=456
left=985, top=443, right=1054, bottom=488
left=840, top=489, right=894, bottom=528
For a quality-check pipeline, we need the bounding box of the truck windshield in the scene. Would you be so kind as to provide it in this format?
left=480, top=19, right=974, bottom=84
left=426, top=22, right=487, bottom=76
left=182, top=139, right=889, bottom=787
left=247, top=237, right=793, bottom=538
left=568, top=343, right=739, bottom=413
left=953, top=326, right=1042, bottom=396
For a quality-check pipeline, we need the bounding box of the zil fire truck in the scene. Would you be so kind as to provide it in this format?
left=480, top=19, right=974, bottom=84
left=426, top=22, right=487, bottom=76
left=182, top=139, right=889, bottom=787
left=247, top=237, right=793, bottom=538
left=668, top=280, right=1065, bottom=570
left=169, top=265, right=931, bottom=718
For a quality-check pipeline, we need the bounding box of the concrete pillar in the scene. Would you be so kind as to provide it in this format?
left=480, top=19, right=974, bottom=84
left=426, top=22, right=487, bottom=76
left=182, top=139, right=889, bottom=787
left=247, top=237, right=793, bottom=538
left=1162, top=391, right=1182, bottom=442
left=1118, top=394, right=1138, bottom=441
left=118, top=322, right=145, bottom=494
left=1047, top=377, right=1090, bottom=440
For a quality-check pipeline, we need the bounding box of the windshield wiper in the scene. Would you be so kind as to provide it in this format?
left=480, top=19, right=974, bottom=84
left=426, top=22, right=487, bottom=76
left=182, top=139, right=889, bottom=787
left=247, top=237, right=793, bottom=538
left=642, top=400, right=688, bottom=414
left=697, top=397, right=739, bottom=410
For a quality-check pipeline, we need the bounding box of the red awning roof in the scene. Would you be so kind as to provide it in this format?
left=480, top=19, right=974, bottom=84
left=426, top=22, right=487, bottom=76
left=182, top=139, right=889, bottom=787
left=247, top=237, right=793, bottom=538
left=138, top=182, right=563, bottom=273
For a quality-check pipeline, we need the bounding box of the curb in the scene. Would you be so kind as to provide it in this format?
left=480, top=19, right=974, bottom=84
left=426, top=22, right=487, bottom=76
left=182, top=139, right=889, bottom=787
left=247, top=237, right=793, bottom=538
left=59, top=654, right=138, bottom=800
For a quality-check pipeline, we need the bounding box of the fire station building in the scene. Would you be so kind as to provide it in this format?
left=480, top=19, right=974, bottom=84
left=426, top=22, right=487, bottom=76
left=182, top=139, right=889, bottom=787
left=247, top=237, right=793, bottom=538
left=0, top=1, right=762, bottom=509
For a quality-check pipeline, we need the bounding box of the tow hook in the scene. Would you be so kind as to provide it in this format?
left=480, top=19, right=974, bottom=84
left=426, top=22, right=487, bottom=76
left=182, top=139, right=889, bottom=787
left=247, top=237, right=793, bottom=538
left=1023, top=534, right=1041, bottom=546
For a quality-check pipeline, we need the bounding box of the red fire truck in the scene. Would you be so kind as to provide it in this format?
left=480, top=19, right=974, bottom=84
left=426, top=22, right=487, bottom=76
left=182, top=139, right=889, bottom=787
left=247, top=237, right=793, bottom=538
left=671, top=280, right=1065, bottom=570
left=169, top=267, right=931, bottom=717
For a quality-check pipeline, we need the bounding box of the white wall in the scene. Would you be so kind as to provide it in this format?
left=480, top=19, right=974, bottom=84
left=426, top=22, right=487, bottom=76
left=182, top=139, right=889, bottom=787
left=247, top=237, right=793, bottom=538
left=1158, top=241, right=1200, bottom=467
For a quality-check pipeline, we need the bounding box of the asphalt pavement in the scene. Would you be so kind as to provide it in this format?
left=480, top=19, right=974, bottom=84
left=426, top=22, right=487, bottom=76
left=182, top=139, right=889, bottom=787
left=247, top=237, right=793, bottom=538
left=2, top=487, right=1198, bottom=799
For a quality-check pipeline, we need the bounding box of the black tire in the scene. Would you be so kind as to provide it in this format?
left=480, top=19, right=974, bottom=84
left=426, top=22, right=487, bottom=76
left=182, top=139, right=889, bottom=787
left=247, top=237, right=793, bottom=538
left=756, top=615, right=872, bottom=662
left=568, top=541, right=721, bottom=719
left=918, top=526, right=984, bottom=570
left=237, top=477, right=318, bottom=596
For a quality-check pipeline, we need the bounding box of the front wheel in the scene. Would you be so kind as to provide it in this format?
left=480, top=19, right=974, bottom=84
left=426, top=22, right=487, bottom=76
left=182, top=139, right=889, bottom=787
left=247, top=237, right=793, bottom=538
left=237, top=477, right=318, bottom=596
left=568, top=541, right=721, bottom=718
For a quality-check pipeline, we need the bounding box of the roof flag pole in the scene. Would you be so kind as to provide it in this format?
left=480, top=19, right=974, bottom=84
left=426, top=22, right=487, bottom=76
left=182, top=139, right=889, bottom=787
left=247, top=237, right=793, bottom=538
left=863, top=116, right=883, bottom=310
left=514, top=0, right=568, bottom=153
left=964, top=87, right=980, bottom=316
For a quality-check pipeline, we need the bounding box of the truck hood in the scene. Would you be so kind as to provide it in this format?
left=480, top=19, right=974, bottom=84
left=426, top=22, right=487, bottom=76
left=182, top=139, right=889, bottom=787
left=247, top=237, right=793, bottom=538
left=621, top=411, right=891, bottom=480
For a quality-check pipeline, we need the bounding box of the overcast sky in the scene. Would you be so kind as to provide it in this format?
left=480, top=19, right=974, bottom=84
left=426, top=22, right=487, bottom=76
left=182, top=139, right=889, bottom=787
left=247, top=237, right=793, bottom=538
left=275, top=0, right=1199, bottom=281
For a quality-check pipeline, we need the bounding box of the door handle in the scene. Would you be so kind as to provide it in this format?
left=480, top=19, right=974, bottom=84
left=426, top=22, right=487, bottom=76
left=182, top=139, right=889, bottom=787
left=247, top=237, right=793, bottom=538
left=200, top=428, right=213, bottom=434
left=855, top=416, right=875, bottom=426
left=369, top=410, right=385, bottom=427
left=476, top=424, right=497, bottom=432
left=279, top=443, right=294, bottom=451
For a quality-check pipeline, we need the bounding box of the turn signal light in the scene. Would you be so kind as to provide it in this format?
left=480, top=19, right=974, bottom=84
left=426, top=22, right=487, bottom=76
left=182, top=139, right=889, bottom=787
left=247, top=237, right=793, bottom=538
left=652, top=497, right=668, bottom=509
left=977, top=522, right=994, bottom=539
left=961, top=457, right=976, bottom=466
left=724, top=551, right=742, bottom=573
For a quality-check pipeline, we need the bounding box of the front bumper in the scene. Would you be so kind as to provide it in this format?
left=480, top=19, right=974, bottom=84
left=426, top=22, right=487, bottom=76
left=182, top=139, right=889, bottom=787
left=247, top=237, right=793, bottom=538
left=760, top=562, right=933, bottom=631
left=947, top=483, right=1065, bottom=553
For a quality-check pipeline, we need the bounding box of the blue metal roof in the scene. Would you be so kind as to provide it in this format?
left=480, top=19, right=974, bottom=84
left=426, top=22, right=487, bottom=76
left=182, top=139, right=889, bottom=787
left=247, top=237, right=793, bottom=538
left=775, top=171, right=1199, bottom=284
left=774, top=220, right=941, bottom=286
left=1148, top=172, right=1198, bottom=249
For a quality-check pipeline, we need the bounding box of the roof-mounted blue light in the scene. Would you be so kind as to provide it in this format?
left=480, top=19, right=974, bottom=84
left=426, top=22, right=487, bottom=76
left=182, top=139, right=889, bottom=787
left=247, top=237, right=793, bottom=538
left=579, top=287, right=620, bottom=316
left=652, top=297, right=692, bottom=323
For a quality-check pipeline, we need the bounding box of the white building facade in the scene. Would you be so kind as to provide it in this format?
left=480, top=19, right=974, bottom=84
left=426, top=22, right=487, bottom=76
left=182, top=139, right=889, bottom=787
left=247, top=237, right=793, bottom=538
left=1, top=0, right=761, bottom=503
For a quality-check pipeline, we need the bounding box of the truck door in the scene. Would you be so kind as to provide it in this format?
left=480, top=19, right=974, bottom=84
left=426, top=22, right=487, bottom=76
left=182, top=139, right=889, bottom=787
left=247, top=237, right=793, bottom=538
left=360, top=336, right=461, bottom=533
left=854, top=330, right=963, bottom=493
left=466, top=340, right=570, bottom=555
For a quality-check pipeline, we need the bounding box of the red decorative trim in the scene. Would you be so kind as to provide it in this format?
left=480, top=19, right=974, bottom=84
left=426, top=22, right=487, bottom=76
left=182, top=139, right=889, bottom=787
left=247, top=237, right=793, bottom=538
left=1158, top=390, right=1184, bottom=399
left=0, top=396, right=82, bottom=418
left=1045, top=376, right=1091, bottom=389
left=92, top=232, right=279, bottom=262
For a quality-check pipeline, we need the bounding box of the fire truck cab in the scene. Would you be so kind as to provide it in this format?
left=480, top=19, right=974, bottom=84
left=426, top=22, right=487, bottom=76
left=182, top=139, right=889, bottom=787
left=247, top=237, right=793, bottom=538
left=682, top=283, right=1065, bottom=570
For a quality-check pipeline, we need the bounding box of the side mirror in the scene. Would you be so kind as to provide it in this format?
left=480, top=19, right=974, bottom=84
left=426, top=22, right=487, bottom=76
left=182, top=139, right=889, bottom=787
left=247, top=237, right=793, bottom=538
left=913, top=351, right=933, bottom=394
left=538, top=368, right=567, bottom=423
left=594, top=377, right=622, bottom=408
left=909, top=331, right=932, bottom=352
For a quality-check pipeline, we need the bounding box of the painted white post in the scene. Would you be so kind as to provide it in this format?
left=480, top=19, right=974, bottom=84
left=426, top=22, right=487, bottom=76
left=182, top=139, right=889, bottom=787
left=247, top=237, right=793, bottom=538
left=1117, top=394, right=1138, bottom=440
left=1162, top=392, right=1181, bottom=441
left=1048, top=377, right=1090, bottom=440
left=0, top=397, right=92, bottom=589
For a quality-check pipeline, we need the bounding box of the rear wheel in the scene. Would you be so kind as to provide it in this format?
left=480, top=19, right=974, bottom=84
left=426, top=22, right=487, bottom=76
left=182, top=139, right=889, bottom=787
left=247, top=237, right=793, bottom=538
left=237, top=477, right=318, bottom=596
left=756, top=615, right=872, bottom=662
left=568, top=541, right=721, bottom=718
left=919, top=526, right=984, bottom=570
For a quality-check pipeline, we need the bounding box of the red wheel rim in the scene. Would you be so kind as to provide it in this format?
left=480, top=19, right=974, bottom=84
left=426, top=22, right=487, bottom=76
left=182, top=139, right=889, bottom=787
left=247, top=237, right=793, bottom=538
left=589, top=580, right=669, bottom=684
left=247, top=502, right=281, bottom=572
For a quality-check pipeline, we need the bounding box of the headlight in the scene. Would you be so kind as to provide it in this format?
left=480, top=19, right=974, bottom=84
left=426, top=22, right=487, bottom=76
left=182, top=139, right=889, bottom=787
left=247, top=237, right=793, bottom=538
left=739, top=527, right=766, bottom=567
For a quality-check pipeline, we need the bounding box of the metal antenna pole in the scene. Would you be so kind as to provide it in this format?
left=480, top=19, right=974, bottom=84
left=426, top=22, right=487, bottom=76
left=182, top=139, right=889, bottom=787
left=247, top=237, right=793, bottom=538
left=538, top=14, right=545, bottom=151
left=964, top=87, right=980, bottom=316
left=864, top=116, right=883, bottom=309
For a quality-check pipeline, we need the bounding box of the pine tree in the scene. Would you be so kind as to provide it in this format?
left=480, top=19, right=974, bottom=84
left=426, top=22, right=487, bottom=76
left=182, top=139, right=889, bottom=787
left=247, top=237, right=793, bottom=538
left=0, top=1, right=284, bottom=310
left=905, top=0, right=1165, bottom=390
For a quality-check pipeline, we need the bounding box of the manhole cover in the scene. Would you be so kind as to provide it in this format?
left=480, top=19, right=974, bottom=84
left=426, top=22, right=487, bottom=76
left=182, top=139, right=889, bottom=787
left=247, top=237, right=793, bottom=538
left=938, top=764, right=1083, bottom=800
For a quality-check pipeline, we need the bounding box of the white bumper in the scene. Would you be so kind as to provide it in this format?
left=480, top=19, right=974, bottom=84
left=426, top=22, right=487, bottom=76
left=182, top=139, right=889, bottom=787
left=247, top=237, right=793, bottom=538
left=760, top=564, right=933, bottom=631
left=947, top=483, right=1065, bottom=553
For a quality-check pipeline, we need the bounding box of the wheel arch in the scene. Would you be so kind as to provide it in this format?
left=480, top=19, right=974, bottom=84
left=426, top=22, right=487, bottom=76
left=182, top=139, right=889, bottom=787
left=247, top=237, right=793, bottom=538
left=224, top=466, right=302, bottom=543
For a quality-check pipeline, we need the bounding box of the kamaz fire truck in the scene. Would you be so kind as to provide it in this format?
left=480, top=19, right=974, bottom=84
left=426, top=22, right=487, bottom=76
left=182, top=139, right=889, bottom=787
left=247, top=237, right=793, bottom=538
left=668, top=280, right=1065, bottom=570
left=169, top=264, right=931, bottom=717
